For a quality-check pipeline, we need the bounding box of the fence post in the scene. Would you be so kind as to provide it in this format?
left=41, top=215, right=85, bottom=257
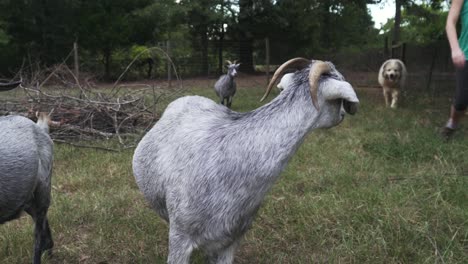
left=265, top=37, right=270, bottom=85
left=401, top=42, right=406, bottom=63
left=166, top=40, right=172, bottom=88
left=427, top=45, right=438, bottom=95
left=73, top=42, right=79, bottom=80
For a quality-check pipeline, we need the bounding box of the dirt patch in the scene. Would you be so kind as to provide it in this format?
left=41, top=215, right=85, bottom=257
left=100, top=71, right=385, bottom=91
left=100, top=73, right=271, bottom=90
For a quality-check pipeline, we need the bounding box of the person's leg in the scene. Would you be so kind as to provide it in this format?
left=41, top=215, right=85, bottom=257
left=446, top=105, right=466, bottom=129
left=442, top=62, right=468, bottom=139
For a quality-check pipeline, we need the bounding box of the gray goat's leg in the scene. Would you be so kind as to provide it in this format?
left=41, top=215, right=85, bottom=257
left=167, top=229, right=194, bottom=264
left=206, top=241, right=239, bottom=264
left=227, top=97, right=232, bottom=108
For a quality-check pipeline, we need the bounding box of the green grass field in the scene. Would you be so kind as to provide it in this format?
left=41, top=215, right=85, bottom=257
left=1, top=83, right=467, bottom=263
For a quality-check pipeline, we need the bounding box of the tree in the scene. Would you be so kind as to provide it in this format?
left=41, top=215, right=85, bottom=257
left=215, top=0, right=238, bottom=75
left=393, top=0, right=403, bottom=48
left=76, top=0, right=154, bottom=79
left=271, top=0, right=376, bottom=58
left=0, top=0, right=79, bottom=67
left=403, top=3, right=447, bottom=44
left=391, top=0, right=445, bottom=53
left=0, top=21, right=9, bottom=46
left=177, top=0, right=219, bottom=75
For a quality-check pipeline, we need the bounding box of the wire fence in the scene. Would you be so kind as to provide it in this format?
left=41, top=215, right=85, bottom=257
left=67, top=38, right=455, bottom=95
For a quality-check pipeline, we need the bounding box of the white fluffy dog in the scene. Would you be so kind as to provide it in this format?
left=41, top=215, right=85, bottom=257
left=378, top=59, right=407, bottom=108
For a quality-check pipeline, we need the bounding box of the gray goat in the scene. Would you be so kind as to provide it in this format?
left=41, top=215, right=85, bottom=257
left=0, top=113, right=54, bottom=264
left=133, top=58, right=359, bottom=263
left=214, top=60, right=240, bottom=108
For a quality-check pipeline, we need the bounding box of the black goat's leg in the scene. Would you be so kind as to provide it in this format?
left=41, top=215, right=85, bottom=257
left=42, top=218, right=54, bottom=255
left=26, top=207, right=53, bottom=264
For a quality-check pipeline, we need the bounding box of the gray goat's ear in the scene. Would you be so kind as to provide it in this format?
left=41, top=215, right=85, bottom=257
left=325, top=62, right=344, bottom=81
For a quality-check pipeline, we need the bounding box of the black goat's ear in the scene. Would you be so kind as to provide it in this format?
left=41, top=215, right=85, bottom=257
left=0, top=80, right=21, bottom=91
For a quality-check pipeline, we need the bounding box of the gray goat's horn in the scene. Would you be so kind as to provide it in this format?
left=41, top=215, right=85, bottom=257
left=226, top=60, right=233, bottom=65
left=308, top=61, right=331, bottom=110
left=260, top=57, right=310, bottom=102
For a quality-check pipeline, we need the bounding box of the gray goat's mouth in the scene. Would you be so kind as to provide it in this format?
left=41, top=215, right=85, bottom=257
left=343, top=100, right=358, bottom=115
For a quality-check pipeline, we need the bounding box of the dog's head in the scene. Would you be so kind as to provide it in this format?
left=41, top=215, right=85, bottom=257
left=382, top=60, right=404, bottom=82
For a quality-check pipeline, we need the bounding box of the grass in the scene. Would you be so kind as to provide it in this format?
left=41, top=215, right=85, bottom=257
left=1, top=83, right=467, bottom=263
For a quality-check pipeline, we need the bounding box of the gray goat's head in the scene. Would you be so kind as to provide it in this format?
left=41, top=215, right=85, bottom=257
left=226, top=60, right=240, bottom=78
left=261, top=58, right=359, bottom=125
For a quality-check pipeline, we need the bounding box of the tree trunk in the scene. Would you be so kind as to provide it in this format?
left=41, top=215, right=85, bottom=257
left=201, top=31, right=209, bottom=76
left=218, top=30, right=224, bottom=75
left=74, top=42, right=79, bottom=79
left=239, top=40, right=255, bottom=73
left=103, top=47, right=111, bottom=80
left=392, top=0, right=402, bottom=58
left=238, top=0, right=255, bottom=73
left=321, top=0, right=332, bottom=49
left=147, top=58, right=153, bottom=79
left=218, top=0, right=225, bottom=75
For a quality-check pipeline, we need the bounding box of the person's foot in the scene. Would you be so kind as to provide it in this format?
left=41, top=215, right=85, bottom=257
left=440, top=126, right=456, bottom=141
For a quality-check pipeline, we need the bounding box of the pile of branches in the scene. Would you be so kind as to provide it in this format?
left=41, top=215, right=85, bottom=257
left=0, top=63, right=183, bottom=151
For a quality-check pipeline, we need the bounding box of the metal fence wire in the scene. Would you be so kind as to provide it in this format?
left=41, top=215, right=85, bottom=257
left=75, top=38, right=454, bottom=93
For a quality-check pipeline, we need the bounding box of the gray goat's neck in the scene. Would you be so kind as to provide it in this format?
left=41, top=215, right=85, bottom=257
left=231, top=83, right=319, bottom=188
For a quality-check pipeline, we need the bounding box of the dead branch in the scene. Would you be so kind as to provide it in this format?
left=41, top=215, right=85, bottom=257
left=0, top=47, right=186, bottom=151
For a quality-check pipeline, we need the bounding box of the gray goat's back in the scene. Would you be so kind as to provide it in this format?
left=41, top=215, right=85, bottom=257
left=133, top=96, right=229, bottom=216
left=0, top=116, right=53, bottom=217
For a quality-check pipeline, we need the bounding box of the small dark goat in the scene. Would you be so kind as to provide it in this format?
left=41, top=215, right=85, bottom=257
left=0, top=113, right=54, bottom=264
left=214, top=60, right=240, bottom=108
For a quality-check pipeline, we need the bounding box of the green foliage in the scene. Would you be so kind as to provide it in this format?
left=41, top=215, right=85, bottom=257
left=130, top=0, right=185, bottom=42
left=379, top=0, right=448, bottom=46
left=0, top=0, right=453, bottom=77
left=267, top=0, right=377, bottom=59
left=0, top=0, right=77, bottom=69
left=402, top=3, right=447, bottom=43
left=0, top=29, right=8, bottom=46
